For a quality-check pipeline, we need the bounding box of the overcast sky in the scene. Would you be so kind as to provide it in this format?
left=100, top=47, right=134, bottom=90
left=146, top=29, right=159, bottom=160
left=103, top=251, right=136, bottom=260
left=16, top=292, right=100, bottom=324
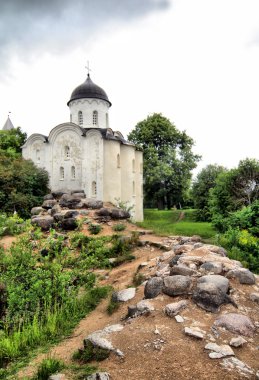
left=1, top=0, right=258, bottom=176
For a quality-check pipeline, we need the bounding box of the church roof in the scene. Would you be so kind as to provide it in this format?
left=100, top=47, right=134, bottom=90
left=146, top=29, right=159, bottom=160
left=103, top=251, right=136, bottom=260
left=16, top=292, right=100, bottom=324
left=67, top=74, right=112, bottom=107
left=2, top=116, right=15, bottom=130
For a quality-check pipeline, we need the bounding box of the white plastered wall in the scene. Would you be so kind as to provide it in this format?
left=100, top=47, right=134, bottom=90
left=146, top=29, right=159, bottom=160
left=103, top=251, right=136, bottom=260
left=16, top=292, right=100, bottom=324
left=69, top=98, right=110, bottom=129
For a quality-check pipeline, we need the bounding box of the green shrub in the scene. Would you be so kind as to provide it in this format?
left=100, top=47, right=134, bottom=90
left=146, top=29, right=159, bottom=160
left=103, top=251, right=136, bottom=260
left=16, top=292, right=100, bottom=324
left=112, top=223, right=126, bottom=232
left=33, top=357, right=65, bottom=380
left=133, top=272, right=145, bottom=287
left=88, top=223, right=102, bottom=235
left=106, top=296, right=120, bottom=315
left=0, top=213, right=30, bottom=237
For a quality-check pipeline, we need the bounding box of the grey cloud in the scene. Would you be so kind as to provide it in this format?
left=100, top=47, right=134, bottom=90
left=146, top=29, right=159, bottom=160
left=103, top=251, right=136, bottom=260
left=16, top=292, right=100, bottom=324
left=0, top=0, right=170, bottom=73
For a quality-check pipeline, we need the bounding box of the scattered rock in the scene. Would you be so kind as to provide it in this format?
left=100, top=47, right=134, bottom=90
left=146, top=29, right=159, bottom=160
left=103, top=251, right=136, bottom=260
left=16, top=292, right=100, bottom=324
left=59, top=195, right=83, bottom=209
left=82, top=199, right=103, bottom=209
left=144, top=277, right=164, bottom=299
left=110, top=208, right=130, bottom=219
left=159, top=251, right=175, bottom=262
left=200, top=262, right=223, bottom=275
left=205, top=342, right=234, bottom=358
left=136, top=300, right=154, bottom=313
left=31, top=206, right=44, bottom=216
left=86, top=372, right=110, bottom=380
left=227, top=268, right=255, bottom=285
left=31, top=216, right=54, bottom=231
left=220, top=357, right=254, bottom=378
left=230, top=336, right=247, bottom=347
left=184, top=327, right=205, bottom=339
left=163, top=275, right=192, bottom=296
left=42, top=199, right=57, bottom=209
left=43, top=193, right=54, bottom=201
left=64, top=210, right=79, bottom=218
left=175, top=315, right=184, bottom=323
left=170, top=264, right=196, bottom=276
left=112, top=288, right=136, bottom=302
left=164, top=300, right=188, bottom=317
left=49, top=374, right=66, bottom=380
left=85, top=324, right=124, bottom=355
left=169, top=255, right=182, bottom=267
left=214, top=313, right=255, bottom=337
left=250, top=292, right=259, bottom=303
left=60, top=217, right=78, bottom=230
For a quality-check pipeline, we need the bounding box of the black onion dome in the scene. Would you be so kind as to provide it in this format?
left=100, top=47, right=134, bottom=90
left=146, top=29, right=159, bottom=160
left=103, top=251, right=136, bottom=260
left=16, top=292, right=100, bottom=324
left=67, top=74, right=111, bottom=106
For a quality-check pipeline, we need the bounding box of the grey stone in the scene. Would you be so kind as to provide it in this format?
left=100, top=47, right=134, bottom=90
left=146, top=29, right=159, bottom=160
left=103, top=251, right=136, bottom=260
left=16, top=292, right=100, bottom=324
left=110, top=208, right=130, bottom=219
left=191, top=235, right=202, bottom=242
left=174, top=244, right=193, bottom=255
left=230, top=336, right=247, bottom=347
left=71, top=189, right=85, bottom=195
left=164, top=300, right=188, bottom=317
left=31, top=206, right=44, bottom=216
left=50, top=204, right=62, bottom=216
left=250, top=292, right=259, bottom=303
left=82, top=199, right=103, bottom=209
left=175, top=315, right=184, bottom=323
left=184, top=327, right=205, bottom=339
left=49, top=374, right=66, bottom=380
left=214, top=313, right=255, bottom=337
left=31, top=216, right=54, bottom=231
left=112, top=288, right=136, bottom=302
left=193, top=242, right=203, bottom=249
left=169, top=255, right=182, bottom=267
left=71, top=192, right=86, bottom=198
left=192, top=275, right=232, bottom=313
left=170, top=264, right=196, bottom=276
left=64, top=210, right=79, bottom=219
left=59, top=195, right=83, bottom=209
left=136, top=300, right=154, bottom=313
left=60, top=217, right=78, bottom=230
left=52, top=191, right=68, bottom=199
left=163, top=275, right=192, bottom=296
left=86, top=372, right=110, bottom=380
left=43, top=193, right=54, bottom=201
left=53, top=213, right=65, bottom=222
left=205, top=342, right=234, bottom=358
left=226, top=268, right=255, bottom=285
left=200, top=262, right=223, bottom=274
left=42, top=199, right=57, bottom=209
left=220, top=357, right=254, bottom=378
left=144, top=277, right=164, bottom=299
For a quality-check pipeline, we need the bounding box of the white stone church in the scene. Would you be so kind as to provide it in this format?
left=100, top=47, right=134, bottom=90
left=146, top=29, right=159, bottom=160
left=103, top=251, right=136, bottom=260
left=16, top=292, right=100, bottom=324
left=22, top=73, right=143, bottom=221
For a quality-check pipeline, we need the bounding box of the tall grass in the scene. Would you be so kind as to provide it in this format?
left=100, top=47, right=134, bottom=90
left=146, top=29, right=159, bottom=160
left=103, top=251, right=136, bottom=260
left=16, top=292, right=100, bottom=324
left=0, top=287, right=110, bottom=374
left=137, top=209, right=216, bottom=239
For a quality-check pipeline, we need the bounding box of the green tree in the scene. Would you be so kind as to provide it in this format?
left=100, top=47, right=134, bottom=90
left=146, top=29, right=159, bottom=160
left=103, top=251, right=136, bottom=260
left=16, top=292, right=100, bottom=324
left=192, top=164, right=226, bottom=221
left=0, top=127, right=27, bottom=157
left=210, top=158, right=259, bottom=231
left=0, top=153, right=49, bottom=218
left=128, top=113, right=201, bottom=209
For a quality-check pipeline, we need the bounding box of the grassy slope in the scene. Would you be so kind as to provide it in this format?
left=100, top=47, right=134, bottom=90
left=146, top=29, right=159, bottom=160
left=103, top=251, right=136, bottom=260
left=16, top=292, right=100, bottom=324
left=137, top=209, right=216, bottom=239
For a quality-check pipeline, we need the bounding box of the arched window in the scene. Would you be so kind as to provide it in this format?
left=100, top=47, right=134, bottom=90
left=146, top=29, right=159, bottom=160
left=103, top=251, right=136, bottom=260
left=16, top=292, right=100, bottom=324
left=60, top=167, right=64, bottom=180
left=71, top=166, right=76, bottom=179
left=36, top=149, right=40, bottom=163
left=92, top=181, right=97, bottom=197
left=133, top=181, right=135, bottom=196
left=65, top=146, right=70, bottom=159
left=106, top=113, right=109, bottom=128
left=132, top=159, right=135, bottom=172
left=93, top=110, right=98, bottom=125
left=78, top=111, right=83, bottom=126
left=117, top=154, right=120, bottom=168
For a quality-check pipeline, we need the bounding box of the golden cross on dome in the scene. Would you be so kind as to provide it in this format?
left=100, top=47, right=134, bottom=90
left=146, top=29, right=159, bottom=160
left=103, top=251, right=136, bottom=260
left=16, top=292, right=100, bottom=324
left=85, top=61, right=92, bottom=76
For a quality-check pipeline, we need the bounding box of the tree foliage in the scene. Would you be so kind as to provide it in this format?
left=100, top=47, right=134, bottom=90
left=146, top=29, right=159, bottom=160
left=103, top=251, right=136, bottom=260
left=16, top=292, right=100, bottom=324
left=209, top=158, right=259, bottom=232
left=192, top=164, right=226, bottom=221
left=0, top=127, right=27, bottom=157
left=128, top=113, right=201, bottom=209
left=0, top=128, right=49, bottom=218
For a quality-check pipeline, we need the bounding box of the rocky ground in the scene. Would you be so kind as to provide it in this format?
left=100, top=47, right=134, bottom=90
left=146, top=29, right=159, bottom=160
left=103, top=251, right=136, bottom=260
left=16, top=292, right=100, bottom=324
left=4, top=191, right=259, bottom=380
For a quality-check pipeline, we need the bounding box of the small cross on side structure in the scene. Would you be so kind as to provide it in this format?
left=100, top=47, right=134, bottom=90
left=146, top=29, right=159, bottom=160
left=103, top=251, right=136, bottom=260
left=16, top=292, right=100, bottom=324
left=85, top=61, right=92, bottom=76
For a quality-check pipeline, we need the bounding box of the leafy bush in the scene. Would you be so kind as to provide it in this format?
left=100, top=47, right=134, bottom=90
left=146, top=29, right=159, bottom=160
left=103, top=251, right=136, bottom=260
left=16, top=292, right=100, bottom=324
left=112, top=223, right=126, bottom=232
left=88, top=223, right=102, bottom=235
left=0, top=213, right=30, bottom=237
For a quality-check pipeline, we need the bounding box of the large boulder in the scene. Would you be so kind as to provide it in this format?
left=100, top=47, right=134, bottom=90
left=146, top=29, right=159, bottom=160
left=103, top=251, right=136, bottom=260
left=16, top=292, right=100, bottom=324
left=192, top=275, right=231, bottom=313
left=110, top=208, right=130, bottom=219
left=170, top=264, right=196, bottom=276
left=112, top=288, right=136, bottom=302
left=144, top=277, right=164, bottom=299
left=200, top=262, right=223, bottom=275
left=31, top=207, right=44, bottom=216
left=51, top=191, right=68, bottom=199
left=164, top=300, right=188, bottom=317
left=60, top=218, right=78, bottom=230
left=31, top=216, right=54, bottom=231
left=59, top=194, right=83, bottom=209
left=42, top=199, right=57, bottom=209
left=43, top=193, right=54, bottom=201
left=214, top=313, right=255, bottom=337
left=82, top=199, right=103, bottom=209
left=50, top=204, right=62, bottom=216
left=163, top=275, right=192, bottom=296
left=226, top=268, right=255, bottom=285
